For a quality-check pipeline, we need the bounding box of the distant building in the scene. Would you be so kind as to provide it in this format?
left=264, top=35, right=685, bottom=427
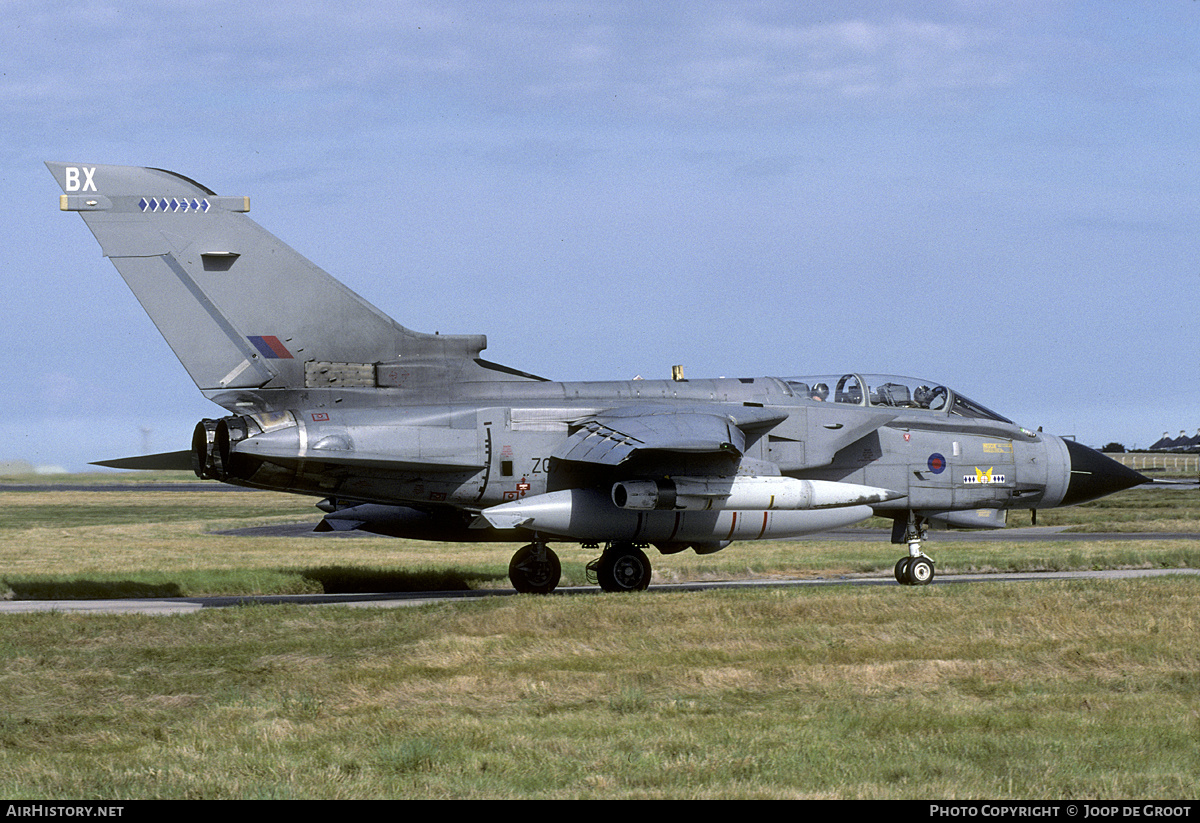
left=1148, top=429, right=1200, bottom=453
left=1149, top=432, right=1175, bottom=450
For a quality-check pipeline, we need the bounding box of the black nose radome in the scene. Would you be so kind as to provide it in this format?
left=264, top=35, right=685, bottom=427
left=1061, top=439, right=1150, bottom=507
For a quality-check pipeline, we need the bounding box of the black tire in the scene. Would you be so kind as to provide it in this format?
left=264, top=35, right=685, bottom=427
left=894, top=557, right=912, bottom=584
left=508, top=543, right=561, bottom=594
left=595, top=544, right=652, bottom=592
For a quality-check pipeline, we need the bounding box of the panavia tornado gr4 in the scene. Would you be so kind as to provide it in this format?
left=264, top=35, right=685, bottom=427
left=48, top=162, right=1148, bottom=593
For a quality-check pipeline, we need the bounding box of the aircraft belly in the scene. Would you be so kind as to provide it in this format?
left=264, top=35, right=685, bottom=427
left=331, top=473, right=485, bottom=508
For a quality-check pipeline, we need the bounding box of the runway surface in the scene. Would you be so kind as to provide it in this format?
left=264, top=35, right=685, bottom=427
left=3, top=566, right=1198, bottom=616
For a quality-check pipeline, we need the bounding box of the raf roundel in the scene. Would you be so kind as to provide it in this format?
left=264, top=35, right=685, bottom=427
left=927, top=453, right=947, bottom=474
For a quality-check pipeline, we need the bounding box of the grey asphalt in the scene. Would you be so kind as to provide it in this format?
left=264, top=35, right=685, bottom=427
left=3, top=566, right=1198, bottom=615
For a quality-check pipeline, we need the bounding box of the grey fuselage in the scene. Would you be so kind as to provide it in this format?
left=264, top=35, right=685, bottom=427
left=200, top=371, right=1077, bottom=542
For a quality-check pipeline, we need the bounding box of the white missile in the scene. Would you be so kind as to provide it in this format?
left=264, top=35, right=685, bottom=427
left=479, top=488, right=883, bottom=543
left=611, top=476, right=905, bottom=511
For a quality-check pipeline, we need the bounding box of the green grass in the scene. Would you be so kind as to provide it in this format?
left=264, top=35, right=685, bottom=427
left=0, top=581, right=1198, bottom=798
left=1034, top=487, right=1200, bottom=532
left=0, top=474, right=1197, bottom=798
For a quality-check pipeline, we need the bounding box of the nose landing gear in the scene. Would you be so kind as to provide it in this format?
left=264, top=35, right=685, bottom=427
left=892, top=513, right=935, bottom=586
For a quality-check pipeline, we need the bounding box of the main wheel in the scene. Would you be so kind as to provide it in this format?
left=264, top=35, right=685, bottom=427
left=508, top=543, right=561, bottom=594
left=595, top=544, right=652, bottom=593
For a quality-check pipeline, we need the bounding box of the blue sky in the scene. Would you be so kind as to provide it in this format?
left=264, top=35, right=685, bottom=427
left=3, top=1, right=1197, bottom=470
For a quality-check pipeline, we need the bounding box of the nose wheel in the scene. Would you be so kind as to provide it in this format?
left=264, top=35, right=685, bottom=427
left=893, top=513, right=935, bottom=586
left=894, top=555, right=935, bottom=585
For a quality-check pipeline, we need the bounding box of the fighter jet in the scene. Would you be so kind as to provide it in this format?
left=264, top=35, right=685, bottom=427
left=47, top=162, right=1148, bottom=593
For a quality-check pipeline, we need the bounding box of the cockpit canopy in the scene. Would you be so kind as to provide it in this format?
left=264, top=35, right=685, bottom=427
left=782, top=374, right=1013, bottom=424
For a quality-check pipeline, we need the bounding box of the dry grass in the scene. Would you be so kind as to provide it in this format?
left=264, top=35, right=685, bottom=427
left=1, top=579, right=1198, bottom=798
left=0, top=474, right=1198, bottom=797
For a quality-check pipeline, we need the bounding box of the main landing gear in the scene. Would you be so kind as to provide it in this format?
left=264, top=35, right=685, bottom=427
left=587, top=542, right=653, bottom=593
left=892, top=513, right=935, bottom=586
left=506, top=540, right=654, bottom=594
left=508, top=542, right=561, bottom=594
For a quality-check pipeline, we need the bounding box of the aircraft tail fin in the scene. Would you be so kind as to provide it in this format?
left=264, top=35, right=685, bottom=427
left=47, top=163, right=529, bottom=404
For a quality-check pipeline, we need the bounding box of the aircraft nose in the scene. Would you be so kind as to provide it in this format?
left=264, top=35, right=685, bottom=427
left=1060, top=439, right=1150, bottom=507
